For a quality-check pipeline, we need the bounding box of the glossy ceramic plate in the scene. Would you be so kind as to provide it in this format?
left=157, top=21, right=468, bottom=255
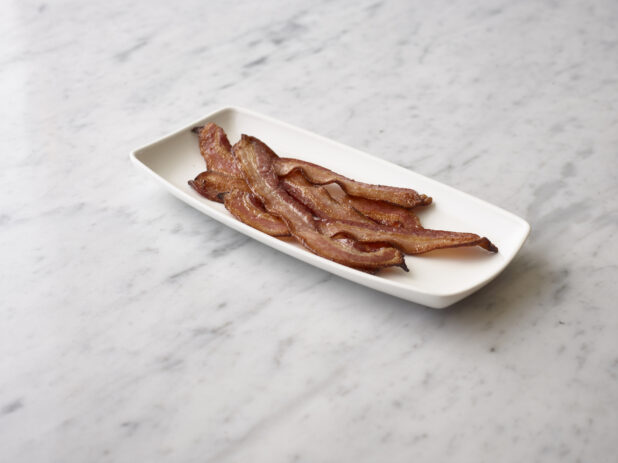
left=130, top=107, right=530, bottom=308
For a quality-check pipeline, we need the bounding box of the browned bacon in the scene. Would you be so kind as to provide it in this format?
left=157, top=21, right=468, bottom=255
left=327, top=187, right=422, bottom=229
left=193, top=123, right=243, bottom=176
left=280, top=171, right=374, bottom=223
left=189, top=170, right=249, bottom=202
left=223, top=189, right=290, bottom=237
left=188, top=123, right=498, bottom=271
left=318, top=220, right=498, bottom=254
left=274, top=158, right=432, bottom=208
left=233, top=135, right=408, bottom=271
left=188, top=171, right=289, bottom=236
left=191, top=124, right=424, bottom=228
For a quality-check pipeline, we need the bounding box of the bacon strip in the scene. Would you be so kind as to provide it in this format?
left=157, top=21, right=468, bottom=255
left=280, top=172, right=400, bottom=257
left=223, top=189, right=290, bottom=237
left=189, top=171, right=290, bottom=236
left=189, top=170, right=249, bottom=202
left=318, top=220, right=498, bottom=254
left=281, top=171, right=374, bottom=223
left=274, top=158, right=432, bottom=208
left=327, top=187, right=422, bottom=229
left=188, top=124, right=497, bottom=269
left=191, top=124, right=423, bottom=228
left=193, top=123, right=242, bottom=176
left=232, top=135, right=408, bottom=271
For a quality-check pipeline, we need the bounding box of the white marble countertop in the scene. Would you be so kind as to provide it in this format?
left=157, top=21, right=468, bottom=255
left=2, top=0, right=617, bottom=461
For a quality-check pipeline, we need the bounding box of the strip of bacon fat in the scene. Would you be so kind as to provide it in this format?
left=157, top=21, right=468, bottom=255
left=233, top=135, right=408, bottom=271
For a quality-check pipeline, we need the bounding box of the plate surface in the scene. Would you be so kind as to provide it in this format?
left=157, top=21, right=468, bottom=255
left=130, top=107, right=530, bottom=308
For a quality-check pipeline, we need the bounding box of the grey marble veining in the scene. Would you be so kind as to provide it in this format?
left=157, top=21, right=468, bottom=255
left=1, top=0, right=617, bottom=461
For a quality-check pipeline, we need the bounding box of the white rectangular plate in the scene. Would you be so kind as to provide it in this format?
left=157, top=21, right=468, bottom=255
left=130, top=107, right=530, bottom=308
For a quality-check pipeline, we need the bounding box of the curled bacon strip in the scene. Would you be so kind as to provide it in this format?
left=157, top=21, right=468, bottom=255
left=318, top=220, right=498, bottom=254
left=189, top=129, right=294, bottom=236
left=193, top=123, right=242, bottom=176
left=189, top=171, right=291, bottom=236
left=281, top=171, right=374, bottom=224
left=274, top=158, right=432, bottom=208
left=327, top=187, right=422, bottom=229
left=224, top=189, right=290, bottom=237
left=233, top=135, right=408, bottom=271
left=189, top=170, right=249, bottom=202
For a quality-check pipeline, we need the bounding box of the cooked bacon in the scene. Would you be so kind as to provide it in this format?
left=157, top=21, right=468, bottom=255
left=189, top=170, right=249, bottom=202
left=282, top=169, right=423, bottom=229
left=327, top=187, right=422, bottom=229
left=331, top=236, right=396, bottom=273
left=189, top=171, right=288, bottom=236
left=233, top=135, right=408, bottom=271
left=223, top=189, right=290, bottom=237
left=193, top=123, right=243, bottom=176
left=191, top=124, right=424, bottom=227
left=318, top=220, right=498, bottom=254
left=191, top=167, right=422, bottom=233
left=188, top=124, right=497, bottom=271
left=274, top=158, right=432, bottom=208
left=281, top=171, right=375, bottom=223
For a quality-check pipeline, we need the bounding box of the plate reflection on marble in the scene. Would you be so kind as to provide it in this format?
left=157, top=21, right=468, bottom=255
left=130, top=107, right=530, bottom=308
